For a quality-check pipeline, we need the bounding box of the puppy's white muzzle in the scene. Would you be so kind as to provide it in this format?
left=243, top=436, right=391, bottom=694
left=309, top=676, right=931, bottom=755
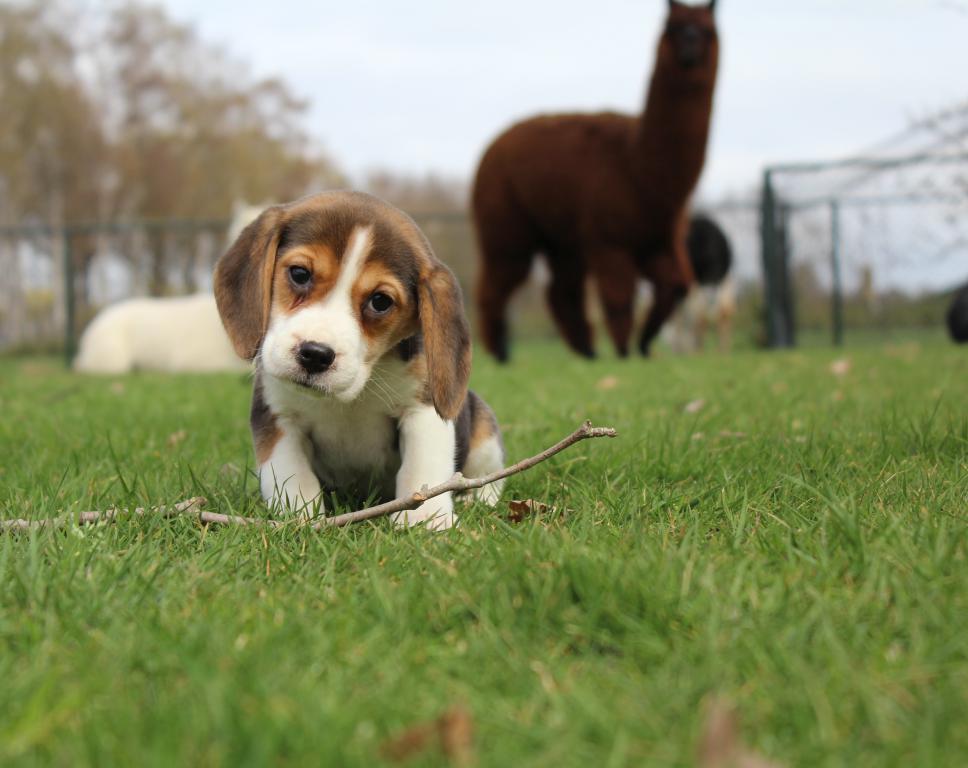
left=262, top=303, right=371, bottom=401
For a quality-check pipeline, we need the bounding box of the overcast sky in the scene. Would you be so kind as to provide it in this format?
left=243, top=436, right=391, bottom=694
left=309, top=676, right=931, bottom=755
left=158, top=0, right=967, bottom=199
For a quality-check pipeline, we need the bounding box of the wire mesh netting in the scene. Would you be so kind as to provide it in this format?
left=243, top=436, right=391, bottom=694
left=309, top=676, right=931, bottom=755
left=761, top=104, right=968, bottom=346
left=0, top=221, right=228, bottom=355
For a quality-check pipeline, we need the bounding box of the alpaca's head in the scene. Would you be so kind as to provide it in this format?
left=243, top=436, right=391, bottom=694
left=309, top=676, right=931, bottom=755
left=661, top=1, right=718, bottom=73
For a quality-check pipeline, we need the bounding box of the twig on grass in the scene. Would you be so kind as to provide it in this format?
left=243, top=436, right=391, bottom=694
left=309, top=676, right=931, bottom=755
left=0, top=496, right=209, bottom=532
left=1, top=421, right=617, bottom=533
left=317, top=420, right=616, bottom=529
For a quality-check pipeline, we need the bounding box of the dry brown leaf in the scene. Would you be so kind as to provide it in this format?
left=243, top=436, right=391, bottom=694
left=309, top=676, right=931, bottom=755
left=438, top=708, right=475, bottom=765
left=596, top=375, right=619, bottom=391
left=167, top=429, right=188, bottom=448
left=380, top=706, right=475, bottom=765
left=698, top=698, right=783, bottom=768
left=684, top=398, right=706, bottom=414
left=829, top=358, right=851, bottom=377
left=505, top=499, right=571, bottom=523
left=109, top=381, right=125, bottom=395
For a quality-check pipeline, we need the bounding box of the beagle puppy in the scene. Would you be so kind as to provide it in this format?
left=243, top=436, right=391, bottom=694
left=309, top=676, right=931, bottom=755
left=214, top=191, right=504, bottom=529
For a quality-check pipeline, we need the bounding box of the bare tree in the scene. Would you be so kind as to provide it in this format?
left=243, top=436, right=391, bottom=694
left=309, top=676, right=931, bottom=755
left=0, top=0, right=346, bottom=301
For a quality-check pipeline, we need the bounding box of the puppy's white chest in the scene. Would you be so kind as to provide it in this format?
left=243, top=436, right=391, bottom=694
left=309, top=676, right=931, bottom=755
left=262, top=363, right=418, bottom=499
left=306, top=406, right=399, bottom=495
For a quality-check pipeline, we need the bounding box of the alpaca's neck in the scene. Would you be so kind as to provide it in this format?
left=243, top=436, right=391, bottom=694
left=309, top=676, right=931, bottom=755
left=635, top=61, right=717, bottom=204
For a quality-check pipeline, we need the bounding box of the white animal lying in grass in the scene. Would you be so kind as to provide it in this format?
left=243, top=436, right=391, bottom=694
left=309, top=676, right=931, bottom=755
left=73, top=293, right=249, bottom=374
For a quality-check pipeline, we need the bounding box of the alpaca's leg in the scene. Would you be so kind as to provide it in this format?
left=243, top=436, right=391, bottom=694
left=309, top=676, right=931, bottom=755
left=639, top=221, right=695, bottom=357
left=639, top=249, right=694, bottom=356
left=591, top=251, right=637, bottom=358
left=546, top=258, right=595, bottom=358
left=476, top=250, right=532, bottom=363
left=473, top=192, right=537, bottom=363
left=639, top=280, right=688, bottom=356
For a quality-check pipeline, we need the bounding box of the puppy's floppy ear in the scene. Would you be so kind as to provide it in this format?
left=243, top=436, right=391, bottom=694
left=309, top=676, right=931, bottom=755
left=419, top=261, right=471, bottom=421
left=214, top=206, right=285, bottom=360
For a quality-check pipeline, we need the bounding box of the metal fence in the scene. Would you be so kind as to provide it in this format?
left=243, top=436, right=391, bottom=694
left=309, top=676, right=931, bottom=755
left=0, top=219, right=229, bottom=359
left=759, top=136, right=968, bottom=348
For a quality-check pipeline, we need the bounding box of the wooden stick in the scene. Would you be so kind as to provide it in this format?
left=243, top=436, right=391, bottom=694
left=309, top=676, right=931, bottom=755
left=315, top=420, right=616, bottom=528
left=1, top=421, right=617, bottom=532
left=1, top=496, right=209, bottom=532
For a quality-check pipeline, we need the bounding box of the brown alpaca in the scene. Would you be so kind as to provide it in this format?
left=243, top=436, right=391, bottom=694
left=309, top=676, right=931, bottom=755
left=472, top=0, right=719, bottom=361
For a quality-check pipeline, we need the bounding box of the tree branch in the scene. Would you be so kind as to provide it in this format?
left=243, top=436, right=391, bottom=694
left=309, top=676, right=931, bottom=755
left=316, top=420, right=616, bottom=528
left=1, top=496, right=209, bottom=532
left=1, top=421, right=617, bottom=532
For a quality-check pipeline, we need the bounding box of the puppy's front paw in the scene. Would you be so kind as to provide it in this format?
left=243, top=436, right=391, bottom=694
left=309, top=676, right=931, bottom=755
left=273, top=491, right=324, bottom=520
left=472, top=478, right=505, bottom=507
left=391, top=493, right=455, bottom=530
left=261, top=469, right=323, bottom=519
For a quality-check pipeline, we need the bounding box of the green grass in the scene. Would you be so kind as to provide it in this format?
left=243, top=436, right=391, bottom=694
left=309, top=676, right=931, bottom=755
left=1, top=340, right=966, bottom=766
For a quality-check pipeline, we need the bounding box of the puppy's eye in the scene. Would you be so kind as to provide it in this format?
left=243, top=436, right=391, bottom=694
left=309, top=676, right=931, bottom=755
left=366, top=292, right=394, bottom=315
left=288, top=265, right=312, bottom=286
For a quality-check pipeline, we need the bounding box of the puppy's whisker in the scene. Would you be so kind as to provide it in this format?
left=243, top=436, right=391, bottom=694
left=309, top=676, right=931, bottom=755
left=360, top=374, right=390, bottom=409
left=366, top=374, right=396, bottom=411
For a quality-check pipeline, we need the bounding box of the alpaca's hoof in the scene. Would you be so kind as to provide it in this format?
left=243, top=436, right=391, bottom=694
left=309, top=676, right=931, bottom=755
left=484, top=334, right=510, bottom=363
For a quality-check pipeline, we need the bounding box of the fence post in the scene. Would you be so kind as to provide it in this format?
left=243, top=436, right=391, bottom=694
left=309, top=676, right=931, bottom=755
left=760, top=169, right=779, bottom=347
left=829, top=200, right=844, bottom=346
left=63, top=227, right=76, bottom=365
left=777, top=202, right=797, bottom=347
left=760, top=169, right=796, bottom=348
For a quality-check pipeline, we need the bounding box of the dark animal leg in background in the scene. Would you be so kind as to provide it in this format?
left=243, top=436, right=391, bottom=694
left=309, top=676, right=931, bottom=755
left=546, top=264, right=595, bottom=358
left=592, top=251, right=637, bottom=357
left=472, top=185, right=539, bottom=363
left=639, top=228, right=694, bottom=356
left=476, top=253, right=532, bottom=363
left=639, top=281, right=688, bottom=356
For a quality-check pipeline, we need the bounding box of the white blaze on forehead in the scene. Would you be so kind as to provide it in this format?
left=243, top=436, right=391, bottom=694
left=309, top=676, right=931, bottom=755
left=260, top=223, right=377, bottom=402
left=326, top=225, right=373, bottom=307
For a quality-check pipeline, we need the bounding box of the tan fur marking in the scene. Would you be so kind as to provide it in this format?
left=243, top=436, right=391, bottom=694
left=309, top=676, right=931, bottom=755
left=271, top=245, right=340, bottom=317
left=353, top=262, right=414, bottom=346
left=251, top=375, right=282, bottom=463
left=254, top=420, right=283, bottom=464
left=469, top=397, right=501, bottom=450
left=406, top=352, right=431, bottom=404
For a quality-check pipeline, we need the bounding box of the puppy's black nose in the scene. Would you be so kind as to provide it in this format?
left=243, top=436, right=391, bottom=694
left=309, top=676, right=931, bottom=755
left=297, top=342, right=336, bottom=373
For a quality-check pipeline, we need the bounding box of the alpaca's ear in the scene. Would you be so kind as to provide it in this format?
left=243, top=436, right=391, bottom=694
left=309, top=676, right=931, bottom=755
left=214, top=206, right=285, bottom=360
left=418, top=262, right=471, bottom=421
